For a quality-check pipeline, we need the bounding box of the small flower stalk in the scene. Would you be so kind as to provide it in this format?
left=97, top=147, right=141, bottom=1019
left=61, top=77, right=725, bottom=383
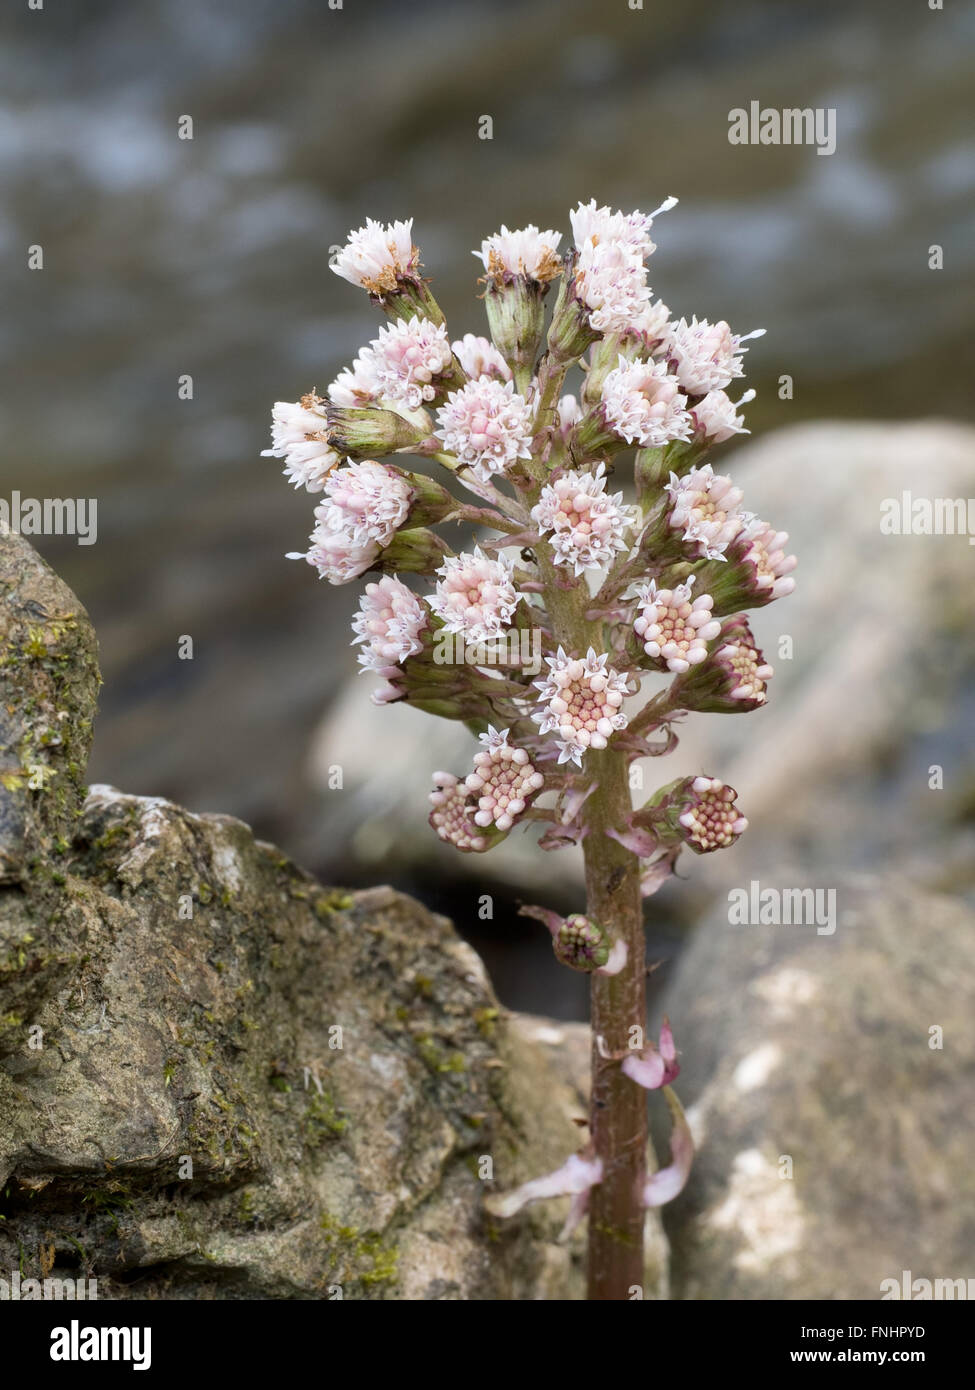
left=266, top=197, right=795, bottom=1300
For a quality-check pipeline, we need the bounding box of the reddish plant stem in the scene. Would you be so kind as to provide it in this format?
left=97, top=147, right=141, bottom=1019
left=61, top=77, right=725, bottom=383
left=528, top=426, right=648, bottom=1298
left=582, top=749, right=647, bottom=1300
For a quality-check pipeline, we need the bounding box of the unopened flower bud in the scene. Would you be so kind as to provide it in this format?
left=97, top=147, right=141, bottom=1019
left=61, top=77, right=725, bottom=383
left=553, top=913, right=613, bottom=972
left=395, top=469, right=458, bottom=528
left=695, top=515, right=797, bottom=613
left=379, top=526, right=452, bottom=577
left=668, top=775, right=748, bottom=853
left=621, top=775, right=748, bottom=856
left=520, top=905, right=627, bottom=974
left=325, top=406, right=427, bottom=459
left=545, top=258, right=602, bottom=365
left=670, top=614, right=773, bottom=712
left=428, top=773, right=492, bottom=852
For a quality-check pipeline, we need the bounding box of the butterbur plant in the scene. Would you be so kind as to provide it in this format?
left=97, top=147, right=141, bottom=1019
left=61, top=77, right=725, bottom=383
left=265, top=201, right=796, bottom=1300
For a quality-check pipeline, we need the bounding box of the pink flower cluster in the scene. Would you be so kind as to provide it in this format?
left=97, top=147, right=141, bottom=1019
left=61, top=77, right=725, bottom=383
left=266, top=200, right=798, bottom=1238
left=464, top=727, right=545, bottom=832
left=678, top=776, right=749, bottom=852
left=436, top=377, right=534, bottom=482
left=633, top=578, right=721, bottom=673
left=665, top=464, right=746, bottom=560
left=531, top=463, right=638, bottom=575
left=428, top=548, right=522, bottom=643
left=534, top=648, right=631, bottom=767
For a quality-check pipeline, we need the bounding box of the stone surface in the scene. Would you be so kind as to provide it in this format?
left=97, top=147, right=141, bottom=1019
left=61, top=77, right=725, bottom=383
left=0, top=532, right=668, bottom=1300
left=659, top=871, right=975, bottom=1300
left=0, top=532, right=100, bottom=883
left=0, top=785, right=609, bottom=1300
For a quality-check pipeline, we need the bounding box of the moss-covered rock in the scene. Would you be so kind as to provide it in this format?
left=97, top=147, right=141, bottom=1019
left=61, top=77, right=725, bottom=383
left=0, top=787, right=619, bottom=1299
left=0, top=534, right=669, bottom=1300
left=0, top=531, right=100, bottom=883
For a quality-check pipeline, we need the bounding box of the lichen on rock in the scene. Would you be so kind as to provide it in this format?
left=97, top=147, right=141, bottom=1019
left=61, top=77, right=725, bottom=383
left=0, top=531, right=667, bottom=1299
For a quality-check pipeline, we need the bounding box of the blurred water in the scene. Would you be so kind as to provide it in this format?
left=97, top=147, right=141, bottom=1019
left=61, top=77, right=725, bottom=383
left=2, top=1, right=973, bottom=978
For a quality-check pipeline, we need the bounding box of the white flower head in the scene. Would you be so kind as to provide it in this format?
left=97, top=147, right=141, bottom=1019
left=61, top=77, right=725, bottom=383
left=352, top=575, right=427, bottom=679
left=632, top=576, right=721, bottom=673
left=288, top=530, right=378, bottom=585
left=331, top=218, right=418, bottom=293
left=533, top=647, right=630, bottom=766
left=601, top=356, right=692, bottom=448
left=667, top=317, right=765, bottom=396
left=262, top=394, right=340, bottom=492
left=627, top=298, right=672, bottom=348
left=436, top=377, right=534, bottom=482
left=316, top=460, right=413, bottom=548
left=327, top=348, right=383, bottom=409
left=475, top=224, right=563, bottom=286
left=714, top=634, right=774, bottom=706
left=428, top=773, right=489, bottom=853
left=737, top=516, right=797, bottom=599
left=451, top=333, right=512, bottom=383
left=569, top=196, right=677, bottom=261
left=665, top=464, right=745, bottom=560
left=531, top=462, right=639, bottom=576
left=573, top=238, right=652, bottom=336
left=428, top=547, right=523, bottom=644
left=370, top=315, right=454, bottom=409
left=465, top=726, right=545, bottom=832
left=691, top=388, right=755, bottom=443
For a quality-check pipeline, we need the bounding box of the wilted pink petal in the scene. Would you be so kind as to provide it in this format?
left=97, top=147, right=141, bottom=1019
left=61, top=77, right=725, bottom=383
left=559, top=781, right=597, bottom=825
left=640, top=848, right=680, bottom=897
left=642, top=1087, right=694, bottom=1208
left=622, top=1018, right=680, bottom=1090
left=606, top=821, right=660, bottom=857
left=518, top=902, right=563, bottom=936
left=560, top=1187, right=592, bottom=1242
left=598, top=939, right=628, bottom=976
left=622, top=1050, right=666, bottom=1090
left=485, top=1152, right=603, bottom=1220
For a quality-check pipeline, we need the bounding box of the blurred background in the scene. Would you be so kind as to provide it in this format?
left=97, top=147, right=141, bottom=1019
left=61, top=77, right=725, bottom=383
left=3, top=0, right=974, bottom=1020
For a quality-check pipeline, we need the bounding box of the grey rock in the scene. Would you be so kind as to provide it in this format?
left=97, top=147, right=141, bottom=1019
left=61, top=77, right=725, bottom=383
left=0, top=534, right=668, bottom=1300
left=660, top=871, right=975, bottom=1300
left=0, top=531, right=100, bottom=883
left=0, top=786, right=600, bottom=1299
